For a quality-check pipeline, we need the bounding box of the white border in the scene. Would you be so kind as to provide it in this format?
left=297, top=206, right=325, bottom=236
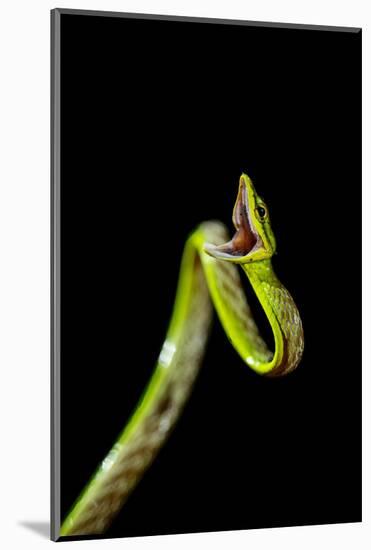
left=0, top=1, right=368, bottom=549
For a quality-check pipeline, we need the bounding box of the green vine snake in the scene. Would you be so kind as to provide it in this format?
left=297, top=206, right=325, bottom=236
left=60, top=173, right=304, bottom=536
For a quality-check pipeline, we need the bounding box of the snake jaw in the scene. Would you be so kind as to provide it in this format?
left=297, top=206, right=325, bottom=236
left=204, top=177, right=263, bottom=262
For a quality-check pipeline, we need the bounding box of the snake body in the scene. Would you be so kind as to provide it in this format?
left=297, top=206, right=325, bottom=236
left=60, top=174, right=304, bottom=536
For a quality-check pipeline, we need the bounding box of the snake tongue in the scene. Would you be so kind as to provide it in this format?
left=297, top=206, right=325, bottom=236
left=205, top=180, right=257, bottom=259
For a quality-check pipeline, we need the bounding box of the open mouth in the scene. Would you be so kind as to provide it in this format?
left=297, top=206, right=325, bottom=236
left=205, top=180, right=259, bottom=260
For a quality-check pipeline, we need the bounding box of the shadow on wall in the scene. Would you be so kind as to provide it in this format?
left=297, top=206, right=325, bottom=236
left=18, top=521, right=49, bottom=539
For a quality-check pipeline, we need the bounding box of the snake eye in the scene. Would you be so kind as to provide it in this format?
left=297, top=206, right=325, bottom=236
left=256, top=205, right=267, bottom=220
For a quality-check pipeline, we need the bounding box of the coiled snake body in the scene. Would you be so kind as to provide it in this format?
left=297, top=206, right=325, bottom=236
left=61, top=173, right=304, bottom=536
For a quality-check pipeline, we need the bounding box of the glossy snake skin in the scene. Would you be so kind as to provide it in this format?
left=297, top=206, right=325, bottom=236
left=60, top=175, right=304, bottom=536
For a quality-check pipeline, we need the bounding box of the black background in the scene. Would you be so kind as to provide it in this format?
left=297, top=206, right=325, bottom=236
left=59, top=12, right=361, bottom=540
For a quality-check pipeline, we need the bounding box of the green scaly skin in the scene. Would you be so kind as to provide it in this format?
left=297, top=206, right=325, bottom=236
left=60, top=173, right=304, bottom=536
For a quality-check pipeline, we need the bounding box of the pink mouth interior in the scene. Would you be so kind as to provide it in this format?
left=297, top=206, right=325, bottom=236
left=209, top=183, right=257, bottom=258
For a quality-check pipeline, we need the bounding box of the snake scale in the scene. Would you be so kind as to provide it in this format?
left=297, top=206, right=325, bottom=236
left=60, top=173, right=304, bottom=536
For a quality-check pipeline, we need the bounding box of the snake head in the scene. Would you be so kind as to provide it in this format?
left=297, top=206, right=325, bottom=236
left=204, top=173, right=276, bottom=263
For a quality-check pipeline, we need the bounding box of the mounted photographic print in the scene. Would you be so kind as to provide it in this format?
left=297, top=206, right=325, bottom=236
left=51, top=8, right=362, bottom=542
